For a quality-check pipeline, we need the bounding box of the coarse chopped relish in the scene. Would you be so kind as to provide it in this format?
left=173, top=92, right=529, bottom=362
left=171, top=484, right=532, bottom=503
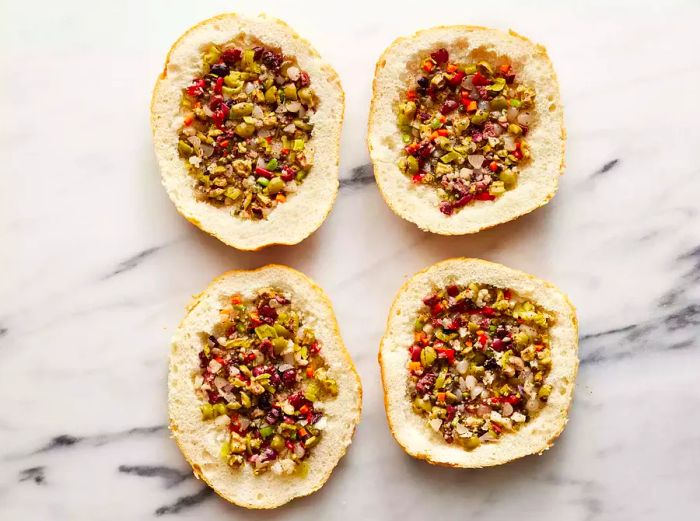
left=407, top=283, right=553, bottom=449
left=179, top=43, right=317, bottom=220
left=196, top=289, right=337, bottom=475
left=397, top=48, right=536, bottom=215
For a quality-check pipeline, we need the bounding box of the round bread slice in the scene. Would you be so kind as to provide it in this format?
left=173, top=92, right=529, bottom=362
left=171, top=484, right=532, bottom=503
left=379, top=258, right=578, bottom=467
left=368, top=26, right=565, bottom=235
left=169, top=265, right=362, bottom=508
left=151, top=14, right=344, bottom=250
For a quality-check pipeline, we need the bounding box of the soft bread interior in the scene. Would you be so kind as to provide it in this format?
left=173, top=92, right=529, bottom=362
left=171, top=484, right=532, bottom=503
left=379, top=258, right=578, bottom=467
left=151, top=14, right=344, bottom=250
left=169, top=265, right=362, bottom=508
left=368, top=26, right=565, bottom=235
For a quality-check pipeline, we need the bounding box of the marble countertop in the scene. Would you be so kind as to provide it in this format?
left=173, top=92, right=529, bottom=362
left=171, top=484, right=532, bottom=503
left=2, top=0, right=699, bottom=519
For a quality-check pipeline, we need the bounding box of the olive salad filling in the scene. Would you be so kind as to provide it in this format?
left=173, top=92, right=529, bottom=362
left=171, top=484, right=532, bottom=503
left=408, top=283, right=554, bottom=450
left=196, top=289, right=338, bottom=475
left=397, top=48, right=536, bottom=215
left=178, top=43, right=317, bottom=220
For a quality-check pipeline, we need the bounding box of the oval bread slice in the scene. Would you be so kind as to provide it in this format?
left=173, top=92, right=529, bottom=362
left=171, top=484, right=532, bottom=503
left=368, top=26, right=565, bottom=235
left=379, top=258, right=578, bottom=467
left=151, top=14, right=344, bottom=250
left=169, top=265, right=362, bottom=508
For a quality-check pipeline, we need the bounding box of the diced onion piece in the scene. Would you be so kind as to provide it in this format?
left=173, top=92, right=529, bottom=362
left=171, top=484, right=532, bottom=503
left=507, top=106, right=519, bottom=123
left=517, top=112, right=532, bottom=126
left=429, top=418, right=443, bottom=432
left=468, top=154, right=485, bottom=169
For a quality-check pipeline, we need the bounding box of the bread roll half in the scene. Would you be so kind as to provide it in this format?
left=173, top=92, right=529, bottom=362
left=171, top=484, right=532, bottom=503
left=169, top=265, right=362, bottom=508
left=152, top=14, right=344, bottom=250
left=379, top=258, right=577, bottom=467
left=369, top=26, right=565, bottom=234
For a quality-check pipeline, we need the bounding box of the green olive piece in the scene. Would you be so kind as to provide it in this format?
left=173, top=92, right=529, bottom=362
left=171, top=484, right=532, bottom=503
left=298, top=87, right=314, bottom=107
left=200, top=403, right=214, bottom=420
left=178, top=140, right=194, bottom=156
left=490, top=96, right=508, bottom=111
left=283, top=83, right=298, bottom=101
left=266, top=177, right=285, bottom=195
left=406, top=155, right=419, bottom=174
left=421, top=345, right=437, bottom=367
left=470, top=110, right=489, bottom=125
left=508, top=124, right=523, bottom=135
left=499, top=169, right=517, bottom=188
left=264, top=86, right=278, bottom=104
left=462, top=436, right=481, bottom=451
left=270, top=435, right=285, bottom=452
left=230, top=102, right=253, bottom=118
left=234, top=122, right=256, bottom=138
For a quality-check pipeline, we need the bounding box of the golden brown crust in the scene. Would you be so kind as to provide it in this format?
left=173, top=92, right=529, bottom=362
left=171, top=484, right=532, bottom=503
left=368, top=26, right=566, bottom=236
left=378, top=257, right=578, bottom=467
left=151, top=14, right=345, bottom=251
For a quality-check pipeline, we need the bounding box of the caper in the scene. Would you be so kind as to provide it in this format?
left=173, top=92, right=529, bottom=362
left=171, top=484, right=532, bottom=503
left=500, top=169, right=517, bottom=188
left=272, top=337, right=288, bottom=354
left=213, top=403, right=227, bottom=416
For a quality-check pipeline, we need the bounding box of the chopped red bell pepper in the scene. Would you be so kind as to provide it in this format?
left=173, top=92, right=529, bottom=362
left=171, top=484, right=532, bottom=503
left=471, top=72, right=489, bottom=86
left=213, top=76, right=224, bottom=94
left=406, top=89, right=417, bottom=101
left=255, top=167, right=273, bottom=178
left=449, top=70, right=465, bottom=86
left=436, top=348, right=455, bottom=364
left=476, top=192, right=496, bottom=201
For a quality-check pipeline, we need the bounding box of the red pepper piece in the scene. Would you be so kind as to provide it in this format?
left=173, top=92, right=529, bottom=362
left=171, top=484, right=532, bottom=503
left=478, top=334, right=488, bottom=346
left=449, top=70, right=465, bottom=86
left=476, top=192, right=495, bottom=201
left=488, top=161, right=499, bottom=172
left=471, top=71, right=489, bottom=86
left=255, top=167, right=273, bottom=178
left=406, top=89, right=417, bottom=101
left=513, top=149, right=523, bottom=160
left=436, top=348, right=455, bottom=364
left=214, top=76, right=224, bottom=94
left=412, top=173, right=424, bottom=184
left=431, top=302, right=444, bottom=316
left=409, top=345, right=422, bottom=362
left=482, top=306, right=495, bottom=316
left=504, top=289, right=512, bottom=300
left=431, top=48, right=449, bottom=64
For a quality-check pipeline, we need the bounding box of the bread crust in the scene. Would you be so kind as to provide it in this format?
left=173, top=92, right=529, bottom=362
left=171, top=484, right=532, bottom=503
left=368, top=26, right=565, bottom=235
left=151, top=14, right=344, bottom=251
left=379, top=258, right=578, bottom=467
left=169, top=265, right=362, bottom=508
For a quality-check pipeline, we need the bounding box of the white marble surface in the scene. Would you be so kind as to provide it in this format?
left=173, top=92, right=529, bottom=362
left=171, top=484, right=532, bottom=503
left=2, top=0, right=700, bottom=519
